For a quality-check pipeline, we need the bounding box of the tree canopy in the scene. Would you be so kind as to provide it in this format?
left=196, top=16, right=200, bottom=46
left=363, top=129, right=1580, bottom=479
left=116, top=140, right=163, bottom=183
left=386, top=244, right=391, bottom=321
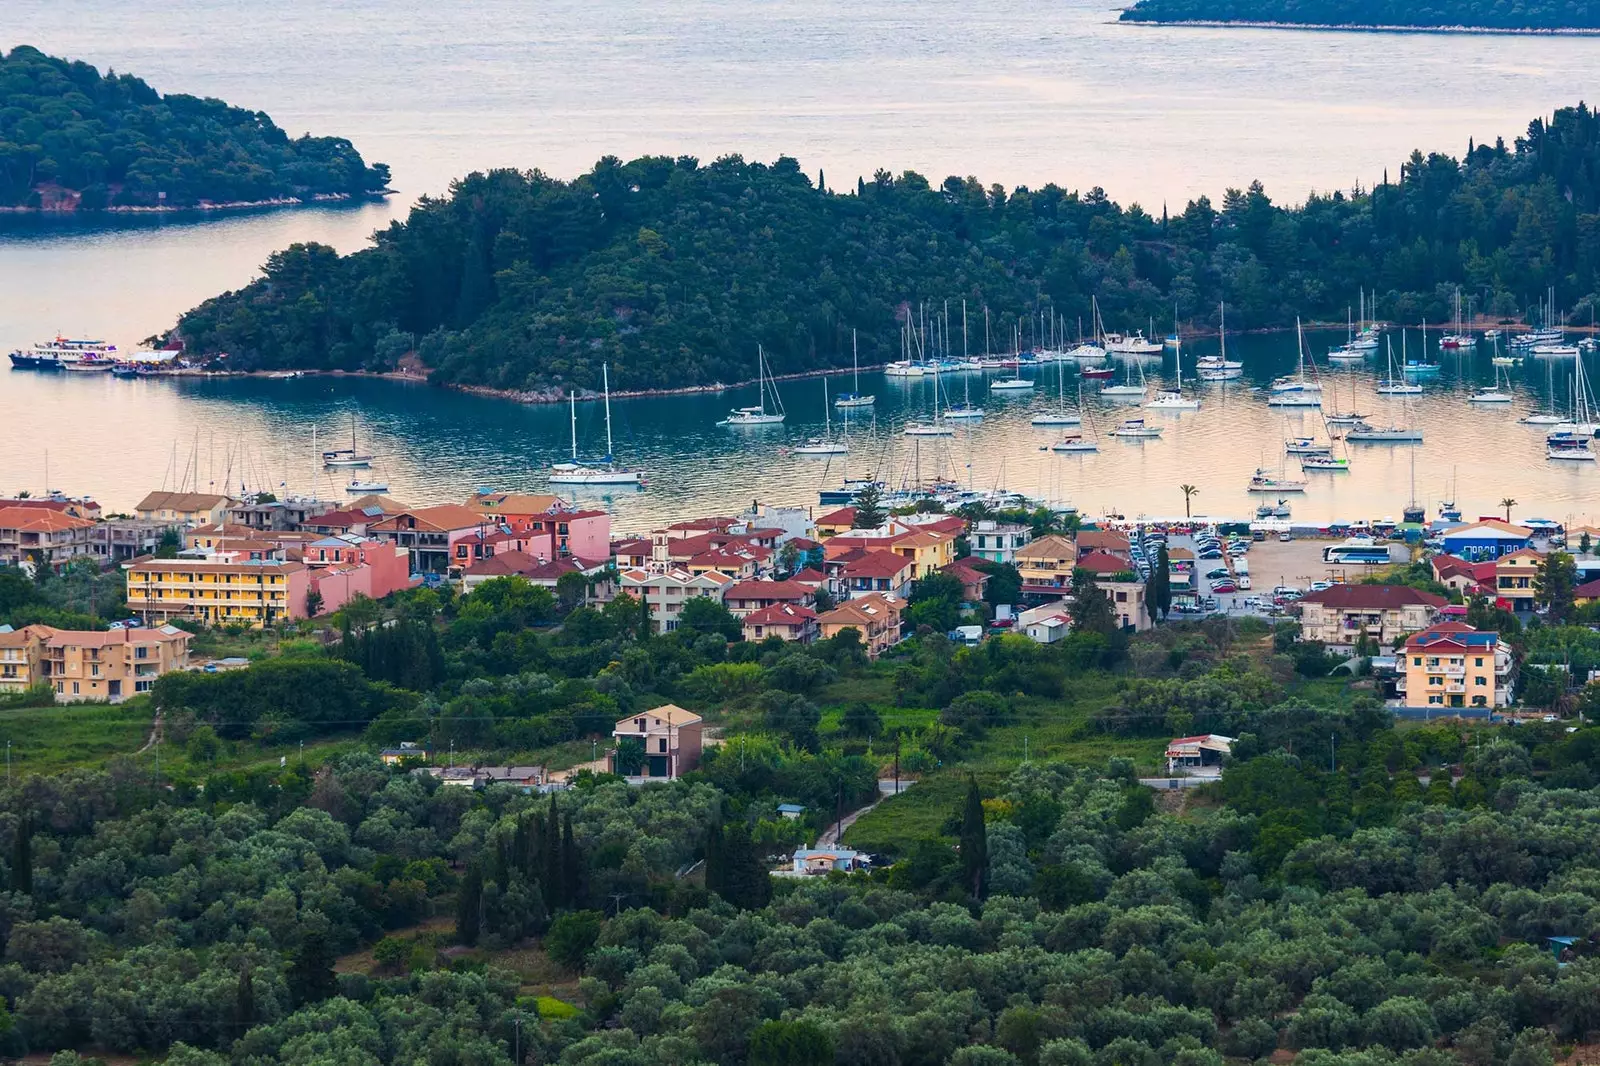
left=0, top=46, right=389, bottom=209
left=174, top=103, right=1600, bottom=387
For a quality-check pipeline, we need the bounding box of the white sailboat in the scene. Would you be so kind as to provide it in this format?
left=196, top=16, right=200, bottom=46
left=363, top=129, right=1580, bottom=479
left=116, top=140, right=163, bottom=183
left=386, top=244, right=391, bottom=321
left=1468, top=362, right=1513, bottom=404
left=1101, top=357, right=1148, bottom=398
left=905, top=360, right=954, bottom=436
left=795, top=377, right=849, bottom=455
left=1520, top=357, right=1564, bottom=425
left=834, top=330, right=875, bottom=408
left=1109, top=417, right=1162, bottom=438
left=550, top=364, right=645, bottom=484
left=1375, top=337, right=1422, bottom=394
left=1269, top=325, right=1323, bottom=394
left=1196, top=302, right=1243, bottom=380
left=1031, top=355, right=1080, bottom=425
left=1145, top=345, right=1200, bottom=410
left=1551, top=354, right=1599, bottom=437
left=1065, top=297, right=1109, bottom=362
left=719, top=346, right=786, bottom=425
left=322, top=414, right=375, bottom=468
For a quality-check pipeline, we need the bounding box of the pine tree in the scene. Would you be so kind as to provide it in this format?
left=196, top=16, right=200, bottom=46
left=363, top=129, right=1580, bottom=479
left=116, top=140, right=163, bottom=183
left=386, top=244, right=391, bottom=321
left=719, top=822, right=772, bottom=910
left=852, top=484, right=886, bottom=529
left=12, top=816, right=30, bottom=896
left=456, top=863, right=483, bottom=945
left=236, top=965, right=256, bottom=1032
left=1069, top=568, right=1119, bottom=637
left=959, top=774, right=988, bottom=901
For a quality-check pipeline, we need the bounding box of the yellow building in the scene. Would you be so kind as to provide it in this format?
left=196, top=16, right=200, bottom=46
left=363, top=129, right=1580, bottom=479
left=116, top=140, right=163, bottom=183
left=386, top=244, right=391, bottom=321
left=1400, top=622, right=1513, bottom=710
left=136, top=491, right=238, bottom=528
left=125, top=557, right=309, bottom=627
left=1494, top=548, right=1543, bottom=612
left=0, top=624, right=191, bottom=703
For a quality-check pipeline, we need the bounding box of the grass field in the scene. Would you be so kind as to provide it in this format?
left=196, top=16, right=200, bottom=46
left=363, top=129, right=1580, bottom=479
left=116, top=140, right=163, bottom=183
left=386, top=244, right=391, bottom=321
left=0, top=701, right=152, bottom=775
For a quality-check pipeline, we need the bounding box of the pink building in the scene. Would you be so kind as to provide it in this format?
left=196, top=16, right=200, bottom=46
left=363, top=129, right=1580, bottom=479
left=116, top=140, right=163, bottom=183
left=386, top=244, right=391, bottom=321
left=301, top=536, right=413, bottom=612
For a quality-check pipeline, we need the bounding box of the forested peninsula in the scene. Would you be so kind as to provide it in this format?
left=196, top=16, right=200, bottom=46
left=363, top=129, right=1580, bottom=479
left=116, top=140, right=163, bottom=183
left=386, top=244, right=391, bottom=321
left=0, top=46, right=389, bottom=211
left=175, top=104, right=1600, bottom=394
left=1119, top=0, right=1600, bottom=30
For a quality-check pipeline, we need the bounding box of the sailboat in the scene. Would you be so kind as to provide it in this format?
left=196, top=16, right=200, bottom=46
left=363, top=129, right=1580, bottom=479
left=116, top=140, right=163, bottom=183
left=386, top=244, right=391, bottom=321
left=1403, top=320, right=1442, bottom=377
left=1550, top=354, right=1599, bottom=437
left=1196, top=303, right=1243, bottom=380
left=719, top=346, right=786, bottom=425
left=1052, top=384, right=1100, bottom=452
left=1469, top=362, right=1513, bottom=404
left=945, top=369, right=984, bottom=419
left=1323, top=373, right=1369, bottom=425
left=1268, top=323, right=1322, bottom=395
left=795, top=377, right=849, bottom=455
left=1065, top=297, right=1109, bottom=363
left=905, top=364, right=955, bottom=436
left=1375, top=337, right=1423, bottom=394
left=1146, top=345, right=1200, bottom=410
left=834, top=330, right=875, bottom=408
left=1109, top=416, right=1162, bottom=438
left=1102, top=357, right=1148, bottom=398
left=1248, top=468, right=1307, bottom=493
left=1439, top=288, right=1477, bottom=350
left=322, top=414, right=374, bottom=468
left=1520, top=356, right=1564, bottom=425
left=1031, top=356, right=1081, bottom=425
left=1347, top=363, right=1423, bottom=442
left=1164, top=303, right=1182, bottom=349
left=550, top=364, right=645, bottom=483
left=1267, top=321, right=1322, bottom=407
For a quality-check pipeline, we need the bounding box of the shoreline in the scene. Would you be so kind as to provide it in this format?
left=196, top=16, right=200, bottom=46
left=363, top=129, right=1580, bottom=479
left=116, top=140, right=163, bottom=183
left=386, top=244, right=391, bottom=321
left=0, top=190, right=392, bottom=217
left=163, top=316, right=1557, bottom=406
left=1117, top=17, right=1600, bottom=35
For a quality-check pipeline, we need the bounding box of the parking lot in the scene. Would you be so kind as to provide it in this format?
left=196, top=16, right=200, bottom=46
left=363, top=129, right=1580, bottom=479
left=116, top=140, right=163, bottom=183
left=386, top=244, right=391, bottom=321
left=1132, top=529, right=1407, bottom=619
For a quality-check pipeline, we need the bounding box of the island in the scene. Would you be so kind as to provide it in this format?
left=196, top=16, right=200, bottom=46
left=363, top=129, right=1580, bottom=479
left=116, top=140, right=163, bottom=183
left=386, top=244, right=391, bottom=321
left=0, top=45, right=390, bottom=212
left=173, top=103, right=1600, bottom=394
left=1118, top=0, right=1600, bottom=32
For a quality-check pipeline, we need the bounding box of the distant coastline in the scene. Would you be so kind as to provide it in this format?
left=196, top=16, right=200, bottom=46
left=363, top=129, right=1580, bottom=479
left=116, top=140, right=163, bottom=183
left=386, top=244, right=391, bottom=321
left=1117, top=17, right=1600, bottom=35
left=0, top=190, right=392, bottom=217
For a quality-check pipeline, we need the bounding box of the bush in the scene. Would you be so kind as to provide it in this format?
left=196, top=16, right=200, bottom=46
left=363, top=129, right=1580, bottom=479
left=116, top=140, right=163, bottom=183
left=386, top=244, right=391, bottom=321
left=544, top=910, right=604, bottom=970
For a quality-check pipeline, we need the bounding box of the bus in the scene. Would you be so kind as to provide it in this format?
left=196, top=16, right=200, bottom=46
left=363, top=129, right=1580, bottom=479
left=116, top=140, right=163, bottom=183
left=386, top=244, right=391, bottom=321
left=1322, top=538, right=1392, bottom=565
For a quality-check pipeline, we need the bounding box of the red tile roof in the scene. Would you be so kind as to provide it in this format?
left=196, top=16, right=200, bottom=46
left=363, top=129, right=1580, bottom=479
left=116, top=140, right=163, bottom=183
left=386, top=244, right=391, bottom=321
left=1297, top=584, right=1446, bottom=610
left=817, top=507, right=857, bottom=527
left=724, top=580, right=815, bottom=602
left=0, top=506, right=95, bottom=532
left=839, top=549, right=913, bottom=579
left=743, top=603, right=818, bottom=627
left=1074, top=549, right=1134, bottom=575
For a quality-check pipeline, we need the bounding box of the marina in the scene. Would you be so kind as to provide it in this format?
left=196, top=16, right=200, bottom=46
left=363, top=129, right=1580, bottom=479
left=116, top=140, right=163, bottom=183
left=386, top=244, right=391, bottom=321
left=7, top=324, right=1600, bottom=529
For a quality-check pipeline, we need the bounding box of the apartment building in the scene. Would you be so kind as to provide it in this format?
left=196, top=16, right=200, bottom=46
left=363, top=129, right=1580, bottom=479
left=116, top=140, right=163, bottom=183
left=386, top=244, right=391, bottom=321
left=125, top=556, right=310, bottom=627
left=1495, top=549, right=1544, bottom=612
left=816, top=592, right=904, bottom=657
left=1399, top=622, right=1514, bottom=710
left=618, top=567, right=733, bottom=634
left=0, top=624, right=191, bottom=703
left=135, top=491, right=238, bottom=527
left=968, top=521, right=1033, bottom=564
left=1295, top=585, right=1446, bottom=648
left=0, top=505, right=96, bottom=570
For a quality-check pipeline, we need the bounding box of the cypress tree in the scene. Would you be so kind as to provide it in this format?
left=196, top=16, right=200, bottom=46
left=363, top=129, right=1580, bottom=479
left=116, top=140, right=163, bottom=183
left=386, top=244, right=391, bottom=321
left=527, top=878, right=549, bottom=935
left=561, top=813, right=582, bottom=909
left=236, top=965, right=256, bottom=1032
left=12, top=815, right=30, bottom=896
left=544, top=795, right=563, bottom=909
left=456, top=862, right=483, bottom=945
left=289, top=935, right=337, bottom=1007
left=959, top=774, right=988, bottom=901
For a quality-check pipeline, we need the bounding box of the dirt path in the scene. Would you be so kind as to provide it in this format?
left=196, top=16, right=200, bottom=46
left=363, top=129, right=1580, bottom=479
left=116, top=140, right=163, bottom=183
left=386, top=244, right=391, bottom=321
left=816, top=780, right=913, bottom=847
left=136, top=711, right=163, bottom=755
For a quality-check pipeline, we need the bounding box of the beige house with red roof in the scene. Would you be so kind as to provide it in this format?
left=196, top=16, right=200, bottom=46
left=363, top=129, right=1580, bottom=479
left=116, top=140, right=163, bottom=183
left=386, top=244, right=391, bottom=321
left=815, top=508, right=858, bottom=538
left=619, top=567, right=733, bottom=634
left=742, top=603, right=818, bottom=643
left=1400, top=622, right=1513, bottom=709
left=834, top=549, right=915, bottom=599
left=722, top=579, right=816, bottom=616
left=0, top=624, right=191, bottom=703
left=135, top=491, right=237, bottom=527
left=1295, top=585, right=1446, bottom=648
left=1494, top=548, right=1545, bottom=612
left=816, top=592, right=904, bottom=657
left=1016, top=535, right=1077, bottom=596
left=0, top=506, right=96, bottom=571
left=610, top=704, right=704, bottom=779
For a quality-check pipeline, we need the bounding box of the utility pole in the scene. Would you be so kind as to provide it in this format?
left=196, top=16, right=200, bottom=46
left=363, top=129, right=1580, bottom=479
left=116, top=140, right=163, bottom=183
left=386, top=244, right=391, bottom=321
left=893, top=734, right=900, bottom=795
left=1329, top=733, right=1335, bottom=774
left=6, top=741, right=10, bottom=788
left=1024, top=735, right=1030, bottom=764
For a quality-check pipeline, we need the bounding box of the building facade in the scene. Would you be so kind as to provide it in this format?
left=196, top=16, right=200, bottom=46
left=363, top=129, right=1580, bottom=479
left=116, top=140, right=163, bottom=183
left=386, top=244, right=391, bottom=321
left=1295, top=585, right=1446, bottom=648
left=126, top=557, right=310, bottom=627
left=0, top=624, right=191, bottom=703
left=610, top=704, right=704, bottom=779
left=1400, top=622, right=1514, bottom=710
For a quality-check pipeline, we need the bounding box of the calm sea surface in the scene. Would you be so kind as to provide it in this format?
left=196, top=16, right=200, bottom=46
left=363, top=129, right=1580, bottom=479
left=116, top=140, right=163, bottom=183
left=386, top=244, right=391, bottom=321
left=2, top=0, right=1598, bottom=527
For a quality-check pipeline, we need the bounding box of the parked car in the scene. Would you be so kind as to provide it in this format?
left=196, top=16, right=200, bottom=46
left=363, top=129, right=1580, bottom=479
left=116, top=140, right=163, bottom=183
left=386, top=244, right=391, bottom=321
left=1205, top=567, right=1231, bottom=579
left=1211, top=581, right=1238, bottom=594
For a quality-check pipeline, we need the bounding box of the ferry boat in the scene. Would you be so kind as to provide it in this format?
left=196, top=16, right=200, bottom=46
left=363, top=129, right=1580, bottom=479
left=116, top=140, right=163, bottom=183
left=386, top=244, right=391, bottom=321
left=9, top=337, right=118, bottom=370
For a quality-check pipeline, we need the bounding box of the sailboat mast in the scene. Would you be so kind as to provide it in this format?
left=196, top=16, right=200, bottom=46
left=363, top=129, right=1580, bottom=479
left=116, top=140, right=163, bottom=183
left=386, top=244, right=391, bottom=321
left=852, top=329, right=859, bottom=391
left=962, top=300, right=968, bottom=360
left=603, top=363, right=614, bottom=458
left=569, top=392, right=578, bottom=459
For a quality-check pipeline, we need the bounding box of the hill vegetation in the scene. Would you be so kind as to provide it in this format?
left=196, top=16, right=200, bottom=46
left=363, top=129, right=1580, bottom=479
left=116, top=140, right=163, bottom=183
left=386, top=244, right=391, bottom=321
left=173, top=103, right=1600, bottom=392
left=0, top=45, right=390, bottom=210
left=1119, top=0, right=1600, bottom=30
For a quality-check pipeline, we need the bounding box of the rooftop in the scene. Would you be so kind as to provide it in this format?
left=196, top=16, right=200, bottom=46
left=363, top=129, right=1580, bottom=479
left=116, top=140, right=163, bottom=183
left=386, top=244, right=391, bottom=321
left=1297, top=584, right=1446, bottom=610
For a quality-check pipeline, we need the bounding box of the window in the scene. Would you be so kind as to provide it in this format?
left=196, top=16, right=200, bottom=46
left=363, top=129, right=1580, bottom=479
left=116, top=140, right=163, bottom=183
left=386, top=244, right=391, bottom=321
left=71, top=682, right=79, bottom=695
left=1474, top=657, right=1483, bottom=667
left=1427, top=695, right=1442, bottom=705
left=90, top=664, right=99, bottom=678
left=658, top=739, right=668, bottom=753
left=1413, top=657, right=1422, bottom=666
left=1475, top=676, right=1486, bottom=686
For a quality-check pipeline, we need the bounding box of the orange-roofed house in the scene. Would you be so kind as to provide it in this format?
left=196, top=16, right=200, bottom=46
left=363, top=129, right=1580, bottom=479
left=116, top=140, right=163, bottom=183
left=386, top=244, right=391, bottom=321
left=368, top=505, right=491, bottom=574
left=742, top=603, right=819, bottom=643
left=611, top=705, right=704, bottom=780
left=941, top=559, right=990, bottom=603
left=1400, top=622, right=1513, bottom=710
left=0, top=624, right=192, bottom=703
left=722, top=580, right=816, bottom=617
left=0, top=506, right=96, bottom=571
left=816, top=593, right=904, bottom=657
left=1016, top=535, right=1077, bottom=598
left=835, top=549, right=915, bottom=599
left=136, top=491, right=238, bottom=528
left=1494, top=548, right=1544, bottom=612
left=815, top=508, right=858, bottom=538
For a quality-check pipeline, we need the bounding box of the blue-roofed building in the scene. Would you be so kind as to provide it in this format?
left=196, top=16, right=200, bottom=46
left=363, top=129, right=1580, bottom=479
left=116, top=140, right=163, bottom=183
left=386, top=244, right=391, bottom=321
left=1398, top=622, right=1514, bottom=711
left=1438, top=520, right=1534, bottom=561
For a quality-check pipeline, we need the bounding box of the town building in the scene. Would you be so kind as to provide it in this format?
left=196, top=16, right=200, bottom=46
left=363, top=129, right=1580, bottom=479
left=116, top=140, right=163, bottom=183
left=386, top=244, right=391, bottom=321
left=1399, top=622, right=1514, bottom=710
left=610, top=704, right=703, bottom=779
left=125, top=555, right=310, bottom=627
left=367, top=505, right=492, bottom=574
left=1494, top=548, right=1545, bottom=612
left=833, top=549, right=915, bottom=599
left=0, top=497, right=102, bottom=522
left=940, top=558, right=991, bottom=604
left=1017, top=603, right=1072, bottom=644
left=0, top=624, right=191, bottom=703
left=814, top=508, right=858, bottom=538
left=0, top=505, right=96, bottom=571
left=226, top=496, right=333, bottom=531
left=791, top=847, right=862, bottom=874
left=379, top=742, right=430, bottom=765
left=618, top=567, right=733, bottom=634
left=461, top=553, right=612, bottom=597
left=816, top=592, right=904, bottom=657
left=968, top=520, right=1033, bottom=564
left=741, top=603, right=818, bottom=643
left=1164, top=734, right=1234, bottom=776
left=1438, top=520, right=1534, bottom=561
left=1294, top=585, right=1446, bottom=649
left=1016, top=535, right=1077, bottom=598
left=135, top=491, right=238, bottom=528
left=88, top=518, right=178, bottom=564
left=722, top=579, right=816, bottom=617
left=1101, top=575, right=1152, bottom=632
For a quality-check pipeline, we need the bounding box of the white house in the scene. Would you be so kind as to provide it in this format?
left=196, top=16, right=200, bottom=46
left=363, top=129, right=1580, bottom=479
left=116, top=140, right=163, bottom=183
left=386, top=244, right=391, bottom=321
left=791, top=847, right=862, bottom=874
